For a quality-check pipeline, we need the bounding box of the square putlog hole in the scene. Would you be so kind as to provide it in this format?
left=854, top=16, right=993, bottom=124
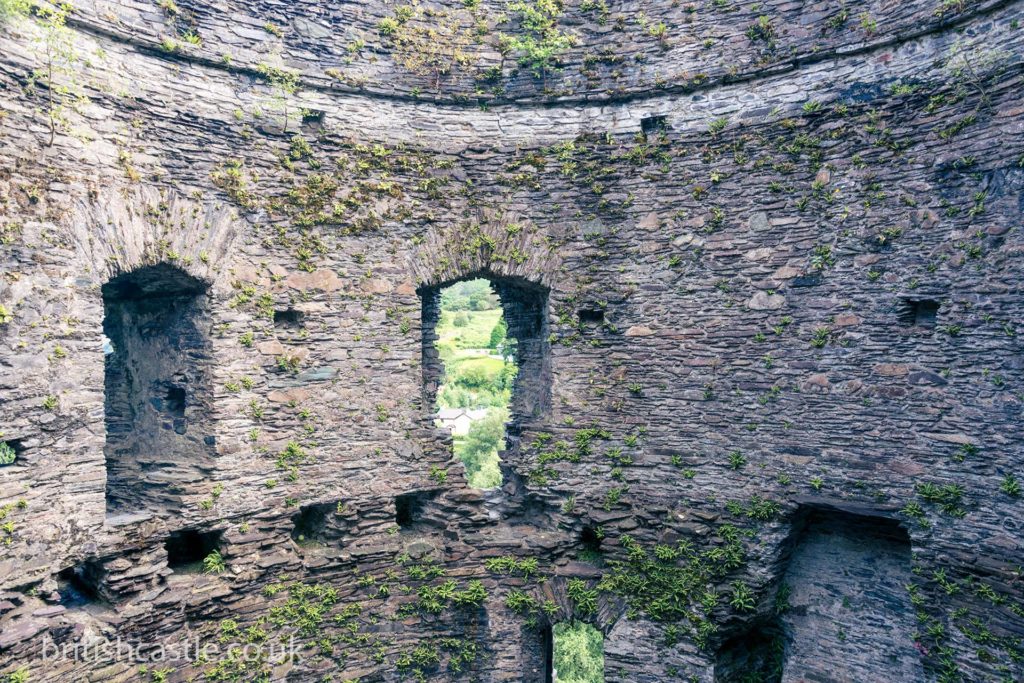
left=901, top=299, right=939, bottom=328
left=641, top=114, right=668, bottom=136
left=274, top=309, right=305, bottom=329
left=165, top=528, right=223, bottom=572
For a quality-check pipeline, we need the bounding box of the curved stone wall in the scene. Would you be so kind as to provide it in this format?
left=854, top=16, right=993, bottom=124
left=69, top=0, right=1017, bottom=104
left=0, top=1, right=1022, bottom=682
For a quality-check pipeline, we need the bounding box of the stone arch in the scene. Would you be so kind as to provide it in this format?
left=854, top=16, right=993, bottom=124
left=407, top=208, right=562, bottom=292
left=55, top=186, right=242, bottom=516
left=410, top=211, right=560, bottom=436
left=64, top=185, right=241, bottom=292
left=419, top=271, right=550, bottom=423
left=518, top=576, right=624, bottom=682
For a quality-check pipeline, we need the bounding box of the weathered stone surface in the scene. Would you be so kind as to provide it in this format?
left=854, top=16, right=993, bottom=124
left=0, top=1, right=1021, bottom=682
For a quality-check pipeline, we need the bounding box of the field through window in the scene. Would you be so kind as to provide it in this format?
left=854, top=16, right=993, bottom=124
left=433, top=278, right=518, bottom=489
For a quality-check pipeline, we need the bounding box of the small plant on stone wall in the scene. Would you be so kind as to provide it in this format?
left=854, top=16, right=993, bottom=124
left=809, top=244, right=836, bottom=271
left=0, top=304, right=12, bottom=324
left=23, top=2, right=88, bottom=147
left=5, top=668, right=29, bottom=683
left=276, top=354, right=302, bottom=374
left=1000, top=475, right=1021, bottom=498
left=202, top=550, right=226, bottom=574
left=256, top=61, right=300, bottom=133
left=746, top=15, right=776, bottom=50
left=501, top=0, right=578, bottom=82
left=566, top=578, right=598, bottom=615
left=729, top=581, right=756, bottom=611
left=728, top=450, right=746, bottom=470
left=810, top=327, right=831, bottom=348
left=0, top=441, right=15, bottom=466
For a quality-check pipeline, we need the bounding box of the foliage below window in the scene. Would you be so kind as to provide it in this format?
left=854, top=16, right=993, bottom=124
left=553, top=620, right=604, bottom=683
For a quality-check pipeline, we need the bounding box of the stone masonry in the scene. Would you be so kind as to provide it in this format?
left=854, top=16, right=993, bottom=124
left=0, top=1, right=1022, bottom=682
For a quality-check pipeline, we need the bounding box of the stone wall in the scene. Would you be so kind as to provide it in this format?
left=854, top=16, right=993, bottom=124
left=0, top=1, right=1022, bottom=682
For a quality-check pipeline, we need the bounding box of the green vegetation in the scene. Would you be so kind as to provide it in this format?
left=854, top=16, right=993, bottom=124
left=501, top=0, right=578, bottom=79
left=553, top=621, right=604, bottom=683
left=0, top=442, right=14, bottom=466
left=435, top=279, right=517, bottom=488
left=203, top=550, right=226, bottom=574
left=14, top=1, right=87, bottom=147
left=0, top=0, right=30, bottom=23
left=598, top=528, right=746, bottom=649
left=458, top=408, right=508, bottom=487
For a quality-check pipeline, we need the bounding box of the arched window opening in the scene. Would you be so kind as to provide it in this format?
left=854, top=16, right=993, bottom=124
left=102, top=263, right=213, bottom=514
left=421, top=275, right=548, bottom=489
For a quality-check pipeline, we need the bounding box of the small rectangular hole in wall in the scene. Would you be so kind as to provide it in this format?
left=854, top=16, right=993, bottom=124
left=580, top=526, right=602, bottom=552
left=57, top=563, right=104, bottom=607
left=274, top=308, right=305, bottom=329
left=0, top=439, right=25, bottom=466
left=165, top=528, right=223, bottom=571
left=162, top=385, right=186, bottom=418
left=578, top=525, right=604, bottom=565
left=301, top=109, right=325, bottom=132
left=641, top=114, right=668, bottom=136
left=291, top=502, right=336, bottom=546
left=395, top=493, right=421, bottom=529
left=902, top=299, right=939, bottom=328
left=578, top=309, right=604, bottom=325
left=395, top=491, right=441, bottom=531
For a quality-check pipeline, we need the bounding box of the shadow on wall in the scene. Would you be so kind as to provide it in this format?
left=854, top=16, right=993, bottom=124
left=102, top=263, right=215, bottom=516
left=716, top=505, right=922, bottom=682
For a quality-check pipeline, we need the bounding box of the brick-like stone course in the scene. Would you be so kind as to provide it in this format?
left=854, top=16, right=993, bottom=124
left=0, top=1, right=1022, bottom=682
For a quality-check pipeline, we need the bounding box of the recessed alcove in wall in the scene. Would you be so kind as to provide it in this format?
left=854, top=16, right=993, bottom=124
left=301, top=108, right=325, bottom=133
left=778, top=506, right=921, bottom=681
left=274, top=308, right=305, bottom=329
left=395, top=491, right=442, bottom=532
left=291, top=502, right=339, bottom=546
left=57, top=562, right=105, bottom=608
left=578, top=308, right=605, bottom=326
left=640, top=114, right=668, bottom=137
left=165, top=528, right=223, bottom=572
left=714, top=620, right=785, bottom=683
left=577, top=525, right=604, bottom=565
left=900, top=298, right=940, bottom=328
left=102, top=263, right=214, bottom=514
left=715, top=504, right=921, bottom=682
